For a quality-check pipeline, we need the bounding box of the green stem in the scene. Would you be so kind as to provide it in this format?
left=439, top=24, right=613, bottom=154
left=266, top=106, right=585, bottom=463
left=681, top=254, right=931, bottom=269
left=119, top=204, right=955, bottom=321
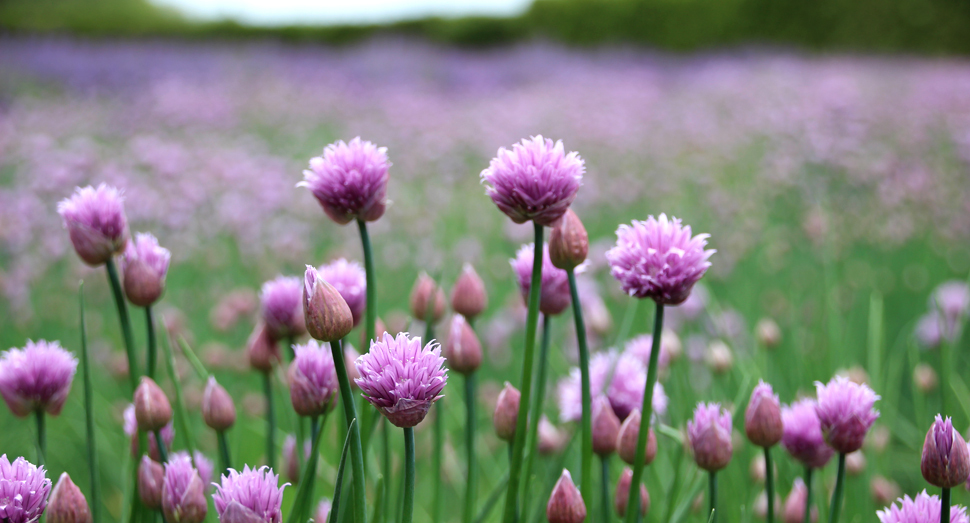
left=765, top=447, right=774, bottom=523
left=600, top=456, right=611, bottom=523
left=709, top=471, right=718, bottom=523
left=501, top=223, right=545, bottom=523
left=463, top=373, right=477, bottom=523
left=79, top=283, right=102, bottom=523
left=827, top=453, right=846, bottom=523
left=521, top=313, right=552, bottom=518
left=333, top=339, right=367, bottom=523
left=942, top=488, right=951, bottom=523
left=623, top=302, right=664, bottom=523
left=357, top=219, right=377, bottom=346
left=35, top=410, right=45, bottom=466
left=145, top=306, right=157, bottom=379
left=403, top=428, right=415, bottom=523
left=803, top=467, right=813, bottom=523
left=154, top=430, right=169, bottom=463
left=382, top=419, right=390, bottom=523
left=567, top=270, right=593, bottom=512
left=105, top=258, right=139, bottom=390
left=474, top=472, right=510, bottom=523
left=426, top=319, right=442, bottom=523
left=264, top=372, right=276, bottom=470
left=218, top=431, right=232, bottom=474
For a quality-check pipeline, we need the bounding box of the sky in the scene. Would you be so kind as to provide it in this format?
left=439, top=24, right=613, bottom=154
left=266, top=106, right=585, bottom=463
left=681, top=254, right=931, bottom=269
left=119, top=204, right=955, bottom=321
left=150, top=0, right=533, bottom=26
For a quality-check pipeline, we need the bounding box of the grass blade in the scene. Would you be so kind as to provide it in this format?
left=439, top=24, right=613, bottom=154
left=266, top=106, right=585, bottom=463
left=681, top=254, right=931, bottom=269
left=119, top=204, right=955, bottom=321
left=327, top=418, right=356, bottom=523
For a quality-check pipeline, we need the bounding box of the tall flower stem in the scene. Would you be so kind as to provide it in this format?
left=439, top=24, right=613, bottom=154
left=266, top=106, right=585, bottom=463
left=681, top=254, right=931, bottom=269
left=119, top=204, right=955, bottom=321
left=521, top=313, right=552, bottom=516
left=623, top=302, right=664, bottom=523
left=263, top=372, right=275, bottom=470
left=402, top=427, right=415, bottom=523
left=217, top=431, right=232, bottom=474
left=381, top=418, right=390, bottom=523
left=145, top=307, right=157, bottom=379
left=827, top=453, right=846, bottom=523
left=709, top=471, right=718, bottom=523
left=425, top=319, right=442, bottom=523
left=600, top=457, right=611, bottom=523
left=35, top=410, right=45, bottom=465
left=105, top=258, right=139, bottom=392
left=463, top=372, right=477, bottom=523
left=803, top=467, right=813, bottom=523
left=356, top=219, right=377, bottom=349
left=333, top=338, right=367, bottom=523
left=942, top=488, right=951, bottom=523
left=566, top=269, right=593, bottom=511
left=501, top=222, right=545, bottom=523
left=154, top=430, right=169, bottom=463
left=79, top=282, right=102, bottom=523
left=765, top=447, right=774, bottom=523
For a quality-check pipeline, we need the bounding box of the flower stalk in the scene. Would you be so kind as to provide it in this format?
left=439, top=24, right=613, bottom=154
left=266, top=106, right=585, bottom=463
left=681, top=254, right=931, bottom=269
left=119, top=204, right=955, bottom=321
left=146, top=306, right=157, bottom=379
left=566, top=269, right=593, bottom=512
left=333, top=338, right=367, bottom=523
left=403, top=427, right=416, bottom=523
left=709, top=471, right=718, bottom=523
left=803, top=467, right=813, bottom=523
left=106, top=258, right=139, bottom=392
left=79, top=282, right=102, bottom=523
left=765, top=447, right=774, bottom=523
left=522, top=313, right=553, bottom=515
left=34, top=410, right=45, bottom=466
left=828, top=453, right=846, bottom=523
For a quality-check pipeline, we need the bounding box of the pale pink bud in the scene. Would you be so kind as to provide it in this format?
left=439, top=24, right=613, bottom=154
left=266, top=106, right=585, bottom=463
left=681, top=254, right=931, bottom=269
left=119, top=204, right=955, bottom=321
left=615, top=467, right=649, bottom=518
left=592, top=395, right=621, bottom=457
left=546, top=469, right=586, bottom=523
left=755, top=318, right=782, bottom=349
left=782, top=478, right=817, bottom=523
left=304, top=266, right=354, bottom=343
left=48, top=472, right=92, bottom=523
left=451, top=264, right=487, bottom=320
left=247, top=323, right=280, bottom=373
left=134, top=377, right=172, bottom=432
left=410, top=273, right=446, bottom=324
left=202, top=377, right=236, bottom=431
left=443, top=314, right=482, bottom=375
left=549, top=209, right=588, bottom=270
left=493, top=382, right=520, bottom=442
left=617, top=410, right=657, bottom=465
left=139, top=456, right=165, bottom=509
left=745, top=381, right=784, bottom=447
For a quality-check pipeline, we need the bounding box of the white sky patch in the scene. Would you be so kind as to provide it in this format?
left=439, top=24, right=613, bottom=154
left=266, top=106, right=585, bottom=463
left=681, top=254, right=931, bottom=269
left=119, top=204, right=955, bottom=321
left=150, top=0, right=533, bottom=26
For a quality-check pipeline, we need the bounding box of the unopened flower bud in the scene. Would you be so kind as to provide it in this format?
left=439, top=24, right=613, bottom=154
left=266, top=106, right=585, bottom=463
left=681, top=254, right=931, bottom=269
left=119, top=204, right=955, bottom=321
left=617, top=410, right=657, bottom=465
left=135, top=377, right=172, bottom=432
left=493, top=382, right=520, bottom=442
left=869, top=475, right=900, bottom=507
left=755, top=318, right=781, bottom=349
left=315, top=499, right=332, bottom=523
left=538, top=416, right=566, bottom=455
left=202, top=377, right=236, bottom=431
left=846, top=450, right=867, bottom=476
left=359, top=317, right=389, bottom=350
left=48, top=472, right=92, bottom=523
left=745, top=381, right=784, bottom=447
left=687, top=403, right=733, bottom=472
left=443, top=314, right=482, bottom=375
left=247, top=323, right=280, bottom=373
left=592, top=395, right=621, bottom=456
left=410, top=273, right=446, bottom=324
left=546, top=469, right=586, bottom=523
left=706, top=340, right=733, bottom=374
left=451, top=264, right=487, bottom=320
left=921, top=415, right=970, bottom=488
left=549, top=209, right=588, bottom=270
left=122, top=233, right=170, bottom=307
left=914, top=364, right=938, bottom=393
left=139, top=456, right=165, bottom=509
left=614, top=467, right=649, bottom=518
left=782, top=478, right=817, bottom=523
left=304, top=265, right=354, bottom=343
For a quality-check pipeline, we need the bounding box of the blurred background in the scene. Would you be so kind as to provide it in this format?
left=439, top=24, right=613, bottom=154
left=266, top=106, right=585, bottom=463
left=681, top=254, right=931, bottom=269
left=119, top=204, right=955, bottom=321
left=1, top=0, right=970, bottom=522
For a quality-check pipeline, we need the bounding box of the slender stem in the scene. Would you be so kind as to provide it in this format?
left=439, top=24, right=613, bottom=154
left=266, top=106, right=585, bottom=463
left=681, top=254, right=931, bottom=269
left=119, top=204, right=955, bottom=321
left=357, top=219, right=377, bottom=346
left=382, top=418, right=390, bottom=523
left=827, top=453, right=846, bottom=523
left=145, top=306, right=157, bottom=379
left=942, top=488, right=951, bottom=523
left=502, top=223, right=545, bottom=523
left=474, top=472, right=510, bottom=523
left=105, top=259, right=139, bottom=391
left=765, top=447, right=774, bottom=523
left=333, top=338, right=367, bottom=523
left=463, top=373, right=477, bottom=523
left=154, top=430, right=169, bottom=463
left=35, top=410, right=45, bottom=466
left=218, top=431, right=232, bottom=474
left=567, top=270, right=593, bottom=512
left=79, top=283, right=102, bottom=523
left=264, top=372, right=276, bottom=470
left=522, top=313, right=552, bottom=517
left=426, top=319, right=442, bottom=523
left=709, top=471, right=718, bottom=523
left=803, top=467, right=813, bottom=523
left=941, top=336, right=951, bottom=417
left=600, top=456, right=611, bottom=523
left=403, top=428, right=415, bottom=523
left=623, top=302, right=664, bottom=523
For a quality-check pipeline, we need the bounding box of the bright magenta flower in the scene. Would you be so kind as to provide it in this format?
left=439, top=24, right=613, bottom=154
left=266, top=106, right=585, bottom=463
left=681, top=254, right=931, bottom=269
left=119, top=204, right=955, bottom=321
left=162, top=453, right=207, bottom=523
left=877, top=491, right=969, bottom=523
left=687, top=402, right=733, bottom=472
left=781, top=398, right=834, bottom=469
left=0, top=340, right=77, bottom=417
left=57, top=184, right=129, bottom=266
left=288, top=340, right=339, bottom=417
left=300, top=137, right=390, bottom=224
left=213, top=466, right=288, bottom=523
left=0, top=455, right=51, bottom=523
left=814, top=376, right=879, bottom=454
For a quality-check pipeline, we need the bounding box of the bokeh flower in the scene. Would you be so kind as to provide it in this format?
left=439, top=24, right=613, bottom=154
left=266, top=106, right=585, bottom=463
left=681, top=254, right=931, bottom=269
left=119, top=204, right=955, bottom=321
left=557, top=351, right=613, bottom=423
left=260, top=276, right=305, bottom=341
left=121, top=233, right=171, bottom=307
left=443, top=314, right=482, bottom=375
left=814, top=376, right=880, bottom=454
left=0, top=454, right=52, bottom=523
left=510, top=243, right=574, bottom=316
left=300, top=137, right=390, bottom=224
left=876, top=491, right=969, bottom=523
left=288, top=340, right=339, bottom=417
left=450, top=264, right=487, bottom=320
left=0, top=340, right=78, bottom=417
left=687, top=402, right=733, bottom=471
left=57, top=184, right=129, bottom=266
left=781, top=398, right=834, bottom=469
left=213, top=466, right=288, bottom=523
left=607, top=353, right=668, bottom=421
left=318, top=259, right=367, bottom=327
left=124, top=404, right=174, bottom=462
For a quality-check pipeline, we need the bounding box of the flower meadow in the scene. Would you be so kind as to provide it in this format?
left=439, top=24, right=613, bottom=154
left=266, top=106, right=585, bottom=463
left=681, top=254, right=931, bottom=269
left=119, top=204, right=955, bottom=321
left=1, top=36, right=970, bottom=523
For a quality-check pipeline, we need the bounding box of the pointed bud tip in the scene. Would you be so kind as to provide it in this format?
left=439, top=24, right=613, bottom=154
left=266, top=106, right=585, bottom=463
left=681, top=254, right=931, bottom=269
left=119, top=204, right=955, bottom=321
left=134, top=376, right=172, bottom=432
left=547, top=469, right=586, bottom=523
left=549, top=208, right=588, bottom=270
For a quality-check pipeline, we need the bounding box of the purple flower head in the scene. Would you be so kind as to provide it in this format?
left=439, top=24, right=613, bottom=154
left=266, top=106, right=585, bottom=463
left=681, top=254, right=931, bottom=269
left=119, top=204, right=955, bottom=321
left=170, top=451, right=214, bottom=493
left=287, top=340, right=339, bottom=417
left=124, top=404, right=174, bottom=462
left=0, top=455, right=51, bottom=523
left=260, top=276, right=305, bottom=341
left=623, top=334, right=671, bottom=372
left=318, top=259, right=367, bottom=328
left=606, top=214, right=714, bottom=305
left=122, top=233, right=171, bottom=307
left=877, top=491, right=969, bottom=523
left=57, top=184, right=129, bottom=266
left=122, top=233, right=171, bottom=280
left=480, top=135, right=584, bottom=226
left=922, top=415, right=970, bottom=488
left=162, top=453, right=207, bottom=523
left=299, top=137, right=390, bottom=225
left=687, top=402, right=733, bottom=471
left=510, top=243, right=575, bottom=316
left=0, top=340, right=78, bottom=417
left=814, top=376, right=880, bottom=454
left=213, top=466, right=288, bottom=523
left=745, top=380, right=784, bottom=448
left=557, top=351, right=614, bottom=423
left=781, top=398, right=835, bottom=469
left=607, top=353, right=668, bottom=421
left=354, top=332, right=448, bottom=428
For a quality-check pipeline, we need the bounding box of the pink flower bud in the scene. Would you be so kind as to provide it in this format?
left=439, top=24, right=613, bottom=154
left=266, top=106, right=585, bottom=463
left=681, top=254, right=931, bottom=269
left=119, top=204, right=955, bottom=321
left=914, top=364, right=938, bottom=393
left=617, top=410, right=657, bottom=465
left=450, top=264, right=487, bottom=320
left=135, top=377, right=172, bottom=432
left=755, top=318, right=782, bottom=349
left=139, top=456, right=165, bottom=509
left=443, top=314, right=482, bottom=375
left=57, top=184, right=129, bottom=267
left=288, top=341, right=338, bottom=417
left=615, top=467, right=649, bottom=518
left=814, top=377, right=879, bottom=454
left=546, top=469, right=586, bottom=523
left=202, top=377, right=236, bottom=431
left=48, top=472, right=92, bottom=523
left=283, top=435, right=302, bottom=485
left=304, top=266, right=354, bottom=343
left=410, top=273, right=446, bottom=324
left=549, top=209, right=589, bottom=270
left=122, top=233, right=170, bottom=307
left=745, top=381, right=784, bottom=448
left=315, top=499, right=332, bottom=523
left=538, top=416, right=567, bottom=455
left=782, top=478, right=817, bottom=523
left=921, top=415, right=970, bottom=488
left=493, top=382, right=520, bottom=442
left=687, top=403, right=733, bottom=472
left=591, top=395, right=621, bottom=456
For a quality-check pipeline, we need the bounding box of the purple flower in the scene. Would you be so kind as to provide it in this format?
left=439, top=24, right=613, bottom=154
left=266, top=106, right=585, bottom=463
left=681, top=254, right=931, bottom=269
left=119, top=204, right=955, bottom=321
left=299, top=137, right=390, bottom=224
left=687, top=402, right=733, bottom=472
left=606, top=214, right=714, bottom=305
left=877, top=491, right=969, bottom=523
left=124, top=404, right=174, bottom=462
left=260, top=276, right=305, bottom=341
left=921, top=415, right=970, bottom=488
left=318, top=259, right=367, bottom=327
left=57, top=184, right=130, bottom=266
left=781, top=398, right=835, bottom=469
left=121, top=233, right=171, bottom=307
left=607, top=353, right=668, bottom=421
left=170, top=451, right=214, bottom=493
left=510, top=243, right=574, bottom=316
left=213, top=466, right=288, bottom=523
left=557, top=351, right=614, bottom=423
left=354, top=332, right=448, bottom=428
left=814, top=376, right=880, bottom=454
left=287, top=340, right=339, bottom=417
left=162, top=453, right=207, bottom=523
left=0, top=340, right=78, bottom=417
left=480, top=135, right=584, bottom=226
left=930, top=281, right=970, bottom=343
left=744, top=381, right=784, bottom=448
left=623, top=334, right=672, bottom=372
left=315, top=499, right=332, bottom=523
left=915, top=312, right=947, bottom=349
left=0, top=455, right=51, bottom=523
